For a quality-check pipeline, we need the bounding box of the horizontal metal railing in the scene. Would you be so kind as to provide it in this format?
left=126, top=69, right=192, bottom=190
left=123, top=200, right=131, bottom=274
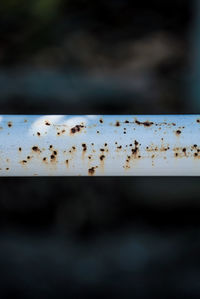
left=0, top=115, right=199, bottom=176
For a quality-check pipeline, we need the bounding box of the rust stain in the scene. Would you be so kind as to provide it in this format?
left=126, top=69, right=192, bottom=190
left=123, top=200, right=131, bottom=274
left=82, top=143, right=87, bottom=152
left=135, top=119, right=154, bottom=127
left=176, top=130, right=181, bottom=136
left=32, top=146, right=41, bottom=153
left=88, top=166, right=97, bottom=176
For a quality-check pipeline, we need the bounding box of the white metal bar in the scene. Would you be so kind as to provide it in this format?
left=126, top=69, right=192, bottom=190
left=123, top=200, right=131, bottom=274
left=0, top=115, right=199, bottom=176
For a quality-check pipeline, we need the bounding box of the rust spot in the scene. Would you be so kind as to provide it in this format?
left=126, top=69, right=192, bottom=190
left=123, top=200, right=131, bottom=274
left=117, top=145, right=122, bottom=149
left=72, top=146, right=76, bottom=150
left=32, top=146, right=40, bottom=152
left=49, top=145, right=53, bottom=149
left=6, top=168, right=9, bottom=171
left=100, top=148, right=105, bottom=152
left=105, top=143, right=107, bottom=146
left=21, top=160, right=27, bottom=164
left=53, top=150, right=57, bottom=155
left=115, top=121, right=120, bottom=127
left=135, top=120, right=154, bottom=127
left=182, top=148, right=186, bottom=153
left=37, top=132, right=41, bottom=136
left=88, top=167, right=95, bottom=176
left=19, top=147, right=22, bottom=152
left=43, top=157, right=47, bottom=161
left=66, top=159, right=69, bottom=166
left=57, top=132, right=60, bottom=136
left=97, top=131, right=99, bottom=134
left=100, top=155, right=105, bottom=161
left=197, top=119, right=200, bottom=123
left=99, top=119, right=103, bottom=123
left=24, top=119, right=27, bottom=123
left=27, top=156, right=30, bottom=160
left=45, top=121, right=51, bottom=126
left=70, top=125, right=84, bottom=134
left=7, top=122, right=12, bottom=128
left=51, top=154, right=55, bottom=160
left=175, top=153, right=178, bottom=157
left=125, top=120, right=129, bottom=123
left=194, top=152, right=198, bottom=157
left=82, top=143, right=87, bottom=151
left=176, top=130, right=181, bottom=135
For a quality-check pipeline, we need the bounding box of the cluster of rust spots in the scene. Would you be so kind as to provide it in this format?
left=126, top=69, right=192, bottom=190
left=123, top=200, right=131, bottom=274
left=135, top=120, right=154, bottom=127
left=70, top=124, right=84, bottom=134
left=7, top=122, right=12, bottom=128
left=57, top=129, right=66, bottom=136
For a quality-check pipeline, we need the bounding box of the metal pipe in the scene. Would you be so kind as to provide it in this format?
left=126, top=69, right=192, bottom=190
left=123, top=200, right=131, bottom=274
left=0, top=115, right=200, bottom=176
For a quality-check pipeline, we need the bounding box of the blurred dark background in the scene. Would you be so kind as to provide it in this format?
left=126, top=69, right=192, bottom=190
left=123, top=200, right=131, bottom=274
left=0, top=0, right=199, bottom=298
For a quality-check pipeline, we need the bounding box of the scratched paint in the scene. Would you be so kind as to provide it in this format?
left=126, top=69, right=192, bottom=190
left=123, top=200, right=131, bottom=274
left=0, top=115, right=200, bottom=176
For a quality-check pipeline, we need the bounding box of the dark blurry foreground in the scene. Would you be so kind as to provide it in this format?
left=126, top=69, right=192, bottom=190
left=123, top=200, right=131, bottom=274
left=0, top=0, right=199, bottom=298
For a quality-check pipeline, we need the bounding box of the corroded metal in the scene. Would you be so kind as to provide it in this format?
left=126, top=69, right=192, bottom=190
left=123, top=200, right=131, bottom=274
left=0, top=115, right=200, bottom=176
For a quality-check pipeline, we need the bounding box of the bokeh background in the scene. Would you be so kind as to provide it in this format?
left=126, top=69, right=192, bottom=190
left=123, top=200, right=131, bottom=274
left=0, top=0, right=199, bottom=298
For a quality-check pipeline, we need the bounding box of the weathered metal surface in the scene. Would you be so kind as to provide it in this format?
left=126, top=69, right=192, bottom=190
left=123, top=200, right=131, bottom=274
left=0, top=115, right=200, bottom=176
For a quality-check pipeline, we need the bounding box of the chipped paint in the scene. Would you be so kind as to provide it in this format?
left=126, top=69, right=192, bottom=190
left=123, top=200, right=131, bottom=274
left=0, top=115, right=200, bottom=175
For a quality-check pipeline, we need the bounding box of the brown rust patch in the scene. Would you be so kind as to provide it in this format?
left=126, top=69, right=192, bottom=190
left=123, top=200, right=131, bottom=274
left=7, top=122, right=12, bottom=128
left=115, top=121, right=120, bottom=127
left=32, top=146, right=41, bottom=153
left=99, top=118, right=103, bottom=123
left=176, top=130, right=181, bottom=135
left=37, top=132, right=41, bottom=136
left=88, top=167, right=95, bottom=176
left=50, top=154, right=56, bottom=160
left=135, top=119, right=154, bottom=127
left=100, top=155, right=105, bottom=161
left=70, top=124, right=84, bottom=134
